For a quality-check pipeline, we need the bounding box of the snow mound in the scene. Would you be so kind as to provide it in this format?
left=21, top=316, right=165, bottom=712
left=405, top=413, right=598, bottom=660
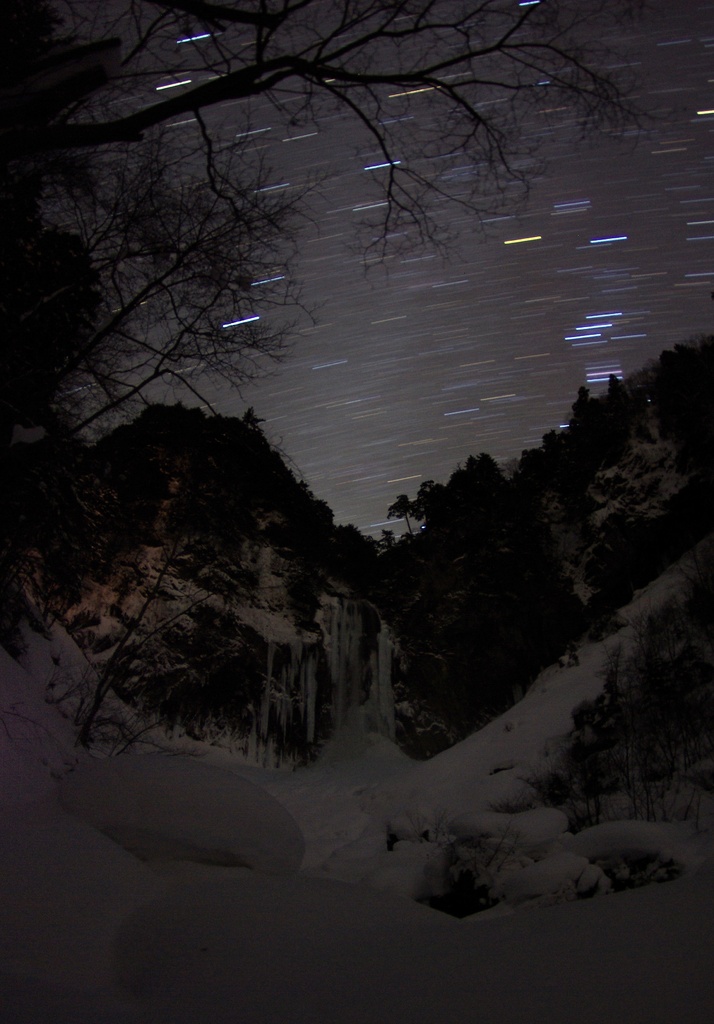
left=318, top=832, right=387, bottom=883
left=113, top=871, right=455, bottom=1021
left=0, top=644, right=77, bottom=807
left=361, top=839, right=451, bottom=900
left=562, top=820, right=683, bottom=865
left=449, top=807, right=569, bottom=848
left=495, top=851, right=595, bottom=905
left=59, top=753, right=305, bottom=873
left=1, top=800, right=155, bottom=993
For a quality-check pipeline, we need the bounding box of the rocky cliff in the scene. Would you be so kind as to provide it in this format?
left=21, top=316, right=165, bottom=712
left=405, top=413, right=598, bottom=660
left=22, top=405, right=396, bottom=764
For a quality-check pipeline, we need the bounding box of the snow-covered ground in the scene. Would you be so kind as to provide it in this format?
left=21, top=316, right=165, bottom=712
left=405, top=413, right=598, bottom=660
left=3, top=551, right=714, bottom=1023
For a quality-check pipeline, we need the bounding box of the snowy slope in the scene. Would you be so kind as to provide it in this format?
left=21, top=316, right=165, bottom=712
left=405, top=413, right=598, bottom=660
left=3, top=541, right=714, bottom=1023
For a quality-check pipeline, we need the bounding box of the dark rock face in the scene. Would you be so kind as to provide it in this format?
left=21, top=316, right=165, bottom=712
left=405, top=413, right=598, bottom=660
left=69, top=567, right=395, bottom=766
left=49, top=406, right=396, bottom=764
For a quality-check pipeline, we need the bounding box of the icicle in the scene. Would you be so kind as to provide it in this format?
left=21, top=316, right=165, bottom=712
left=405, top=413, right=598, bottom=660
left=260, top=644, right=273, bottom=742
left=301, top=646, right=318, bottom=744
left=323, top=595, right=396, bottom=747
left=239, top=594, right=396, bottom=765
left=375, top=625, right=396, bottom=740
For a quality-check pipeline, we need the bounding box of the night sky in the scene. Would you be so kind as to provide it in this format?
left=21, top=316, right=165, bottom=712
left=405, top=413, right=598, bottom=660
left=207, top=2, right=713, bottom=535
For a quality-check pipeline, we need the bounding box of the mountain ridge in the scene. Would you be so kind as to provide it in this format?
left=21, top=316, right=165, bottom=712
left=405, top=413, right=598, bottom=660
left=2, top=336, right=714, bottom=761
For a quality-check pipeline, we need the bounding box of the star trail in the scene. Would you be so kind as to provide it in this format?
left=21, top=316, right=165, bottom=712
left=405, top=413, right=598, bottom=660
left=194, top=2, right=713, bottom=535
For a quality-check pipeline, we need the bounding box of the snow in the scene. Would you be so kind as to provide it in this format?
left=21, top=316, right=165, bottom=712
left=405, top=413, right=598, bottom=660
left=2, top=798, right=155, bottom=995
left=58, top=754, right=305, bottom=873
left=447, top=807, right=570, bottom=847
left=360, top=838, right=451, bottom=900
left=0, top=643, right=78, bottom=807
left=562, top=819, right=688, bottom=866
left=494, top=850, right=592, bottom=904
left=3, top=545, right=714, bottom=1022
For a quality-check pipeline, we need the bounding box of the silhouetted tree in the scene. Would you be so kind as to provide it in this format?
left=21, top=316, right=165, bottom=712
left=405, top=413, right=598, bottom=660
left=387, top=493, right=416, bottom=536
left=656, top=337, right=714, bottom=470
left=2, top=1, right=644, bottom=431
left=0, top=168, right=100, bottom=441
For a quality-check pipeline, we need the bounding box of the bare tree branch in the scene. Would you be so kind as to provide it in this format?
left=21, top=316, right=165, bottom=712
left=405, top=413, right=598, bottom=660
left=30, top=126, right=311, bottom=430
left=3, top=1, right=640, bottom=161
left=1, top=0, right=643, bottom=433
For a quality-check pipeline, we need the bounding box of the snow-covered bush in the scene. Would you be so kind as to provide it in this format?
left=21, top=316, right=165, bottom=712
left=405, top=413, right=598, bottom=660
left=383, top=802, right=689, bottom=917
left=528, top=591, right=714, bottom=828
left=385, top=807, right=580, bottom=916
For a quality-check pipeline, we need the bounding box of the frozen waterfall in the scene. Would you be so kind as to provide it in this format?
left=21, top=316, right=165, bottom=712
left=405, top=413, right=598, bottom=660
left=246, top=595, right=396, bottom=766
left=326, top=596, right=395, bottom=745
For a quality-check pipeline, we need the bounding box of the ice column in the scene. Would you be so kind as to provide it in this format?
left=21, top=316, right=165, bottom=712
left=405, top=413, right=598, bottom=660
left=326, top=595, right=395, bottom=742
left=248, top=596, right=396, bottom=766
